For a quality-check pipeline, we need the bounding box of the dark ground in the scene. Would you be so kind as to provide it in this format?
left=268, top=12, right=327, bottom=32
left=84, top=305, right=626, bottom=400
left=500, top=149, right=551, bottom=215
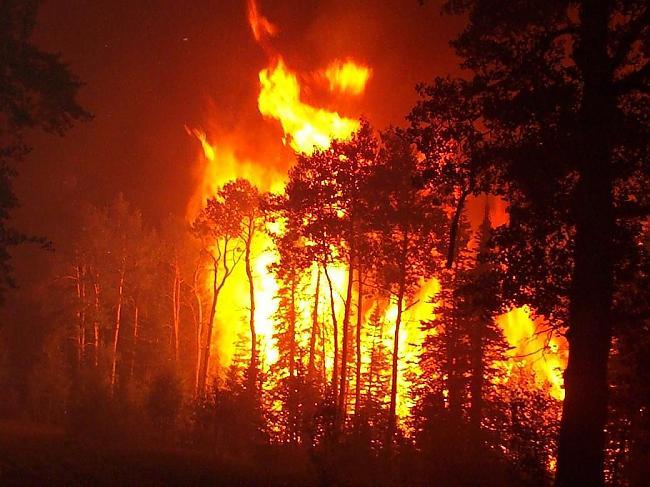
left=0, top=420, right=317, bottom=486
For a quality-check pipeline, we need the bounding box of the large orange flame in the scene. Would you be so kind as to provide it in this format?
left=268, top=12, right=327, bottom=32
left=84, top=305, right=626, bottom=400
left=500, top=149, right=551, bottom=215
left=258, top=57, right=363, bottom=154
left=498, top=307, right=567, bottom=400
left=185, top=0, right=566, bottom=420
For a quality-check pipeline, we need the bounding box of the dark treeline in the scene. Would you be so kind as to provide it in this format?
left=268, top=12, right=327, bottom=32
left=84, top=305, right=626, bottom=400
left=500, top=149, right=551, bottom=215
left=1, top=1, right=649, bottom=486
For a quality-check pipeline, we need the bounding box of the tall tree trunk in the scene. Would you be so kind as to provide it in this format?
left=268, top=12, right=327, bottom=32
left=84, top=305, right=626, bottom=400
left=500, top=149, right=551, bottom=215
left=366, top=320, right=380, bottom=400
left=172, top=259, right=181, bottom=362
left=321, top=307, right=328, bottom=385
left=323, top=264, right=339, bottom=392
left=469, top=316, right=485, bottom=440
left=75, top=264, right=86, bottom=368
left=446, top=189, right=469, bottom=268
left=354, top=265, right=363, bottom=419
left=193, top=265, right=204, bottom=398
left=446, top=308, right=463, bottom=424
left=245, top=230, right=257, bottom=391
left=338, top=253, right=355, bottom=418
left=92, top=276, right=100, bottom=368
left=289, top=277, right=297, bottom=378
left=111, top=266, right=125, bottom=396
left=198, top=257, right=219, bottom=398
left=308, top=266, right=321, bottom=380
left=470, top=199, right=491, bottom=440
left=130, top=303, right=139, bottom=378
left=388, top=230, right=409, bottom=446
left=81, top=275, right=86, bottom=365
left=556, top=2, right=615, bottom=485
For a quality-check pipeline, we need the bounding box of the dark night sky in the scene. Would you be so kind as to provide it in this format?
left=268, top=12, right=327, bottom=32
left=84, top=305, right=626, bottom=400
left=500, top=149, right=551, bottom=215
left=14, top=0, right=463, bottom=245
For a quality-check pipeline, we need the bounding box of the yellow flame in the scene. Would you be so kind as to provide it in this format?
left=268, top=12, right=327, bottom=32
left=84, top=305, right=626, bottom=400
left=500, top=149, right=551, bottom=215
left=497, top=306, right=566, bottom=400
left=258, top=58, right=361, bottom=154
left=185, top=128, right=285, bottom=219
left=322, top=59, right=372, bottom=95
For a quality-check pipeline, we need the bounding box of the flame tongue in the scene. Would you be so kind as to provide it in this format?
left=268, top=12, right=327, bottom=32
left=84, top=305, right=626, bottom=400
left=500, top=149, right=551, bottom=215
left=322, top=59, right=372, bottom=95
left=498, top=306, right=567, bottom=400
left=246, top=0, right=369, bottom=154
left=247, top=0, right=278, bottom=42
left=257, top=58, right=362, bottom=154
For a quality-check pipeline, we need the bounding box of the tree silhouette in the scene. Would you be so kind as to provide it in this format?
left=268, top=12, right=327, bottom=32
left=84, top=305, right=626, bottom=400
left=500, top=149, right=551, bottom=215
left=429, top=1, right=650, bottom=484
left=0, top=0, right=90, bottom=300
left=285, top=121, right=379, bottom=423
left=191, top=183, right=246, bottom=397
left=221, top=179, right=266, bottom=393
left=409, top=77, right=487, bottom=269
left=364, top=128, right=445, bottom=446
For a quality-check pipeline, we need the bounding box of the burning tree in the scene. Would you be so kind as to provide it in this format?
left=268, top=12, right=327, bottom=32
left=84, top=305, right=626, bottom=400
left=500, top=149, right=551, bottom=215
left=283, top=121, right=379, bottom=424
left=363, top=128, right=445, bottom=446
left=409, top=76, right=488, bottom=270
left=191, top=182, right=249, bottom=397
left=220, top=179, right=266, bottom=392
left=267, top=222, right=313, bottom=444
left=433, top=1, right=650, bottom=484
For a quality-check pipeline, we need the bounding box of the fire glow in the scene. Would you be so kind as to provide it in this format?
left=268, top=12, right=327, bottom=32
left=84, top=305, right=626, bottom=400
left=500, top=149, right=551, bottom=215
left=186, top=0, right=567, bottom=419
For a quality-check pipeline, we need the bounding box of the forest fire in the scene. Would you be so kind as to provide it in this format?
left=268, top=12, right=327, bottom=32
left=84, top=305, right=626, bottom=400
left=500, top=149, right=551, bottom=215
left=4, top=0, right=647, bottom=485
left=497, top=307, right=567, bottom=401
left=186, top=0, right=567, bottom=420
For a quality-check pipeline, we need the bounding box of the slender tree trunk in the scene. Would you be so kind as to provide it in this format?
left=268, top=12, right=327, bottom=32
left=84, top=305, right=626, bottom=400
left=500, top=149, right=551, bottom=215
left=308, top=266, right=321, bottom=380
left=354, top=265, right=363, bottom=419
left=446, top=189, right=469, bottom=268
left=321, top=307, right=328, bottom=385
left=446, top=310, right=463, bottom=423
left=75, top=264, right=85, bottom=368
left=80, top=275, right=86, bottom=365
left=92, top=274, right=101, bottom=368
left=388, top=230, right=409, bottom=446
left=338, top=253, right=355, bottom=417
left=245, top=230, right=257, bottom=391
left=172, top=259, right=181, bottom=362
left=290, top=279, right=297, bottom=378
left=111, top=266, right=125, bottom=396
left=130, top=303, right=139, bottom=378
left=443, top=191, right=469, bottom=424
left=469, top=317, right=485, bottom=439
left=323, top=264, right=339, bottom=391
left=556, top=3, right=615, bottom=486
left=470, top=199, right=491, bottom=440
left=444, top=266, right=464, bottom=426
left=193, top=266, right=204, bottom=398
left=198, top=257, right=219, bottom=398
left=366, top=321, right=380, bottom=400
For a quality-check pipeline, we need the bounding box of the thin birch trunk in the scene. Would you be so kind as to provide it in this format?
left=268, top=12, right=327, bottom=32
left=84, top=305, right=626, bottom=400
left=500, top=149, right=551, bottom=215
left=308, top=266, right=321, bottom=381
left=323, top=264, right=339, bottom=392
left=130, top=303, right=139, bottom=378
left=193, top=265, right=204, bottom=398
left=338, top=253, right=355, bottom=418
left=354, top=265, right=363, bottom=418
left=388, top=230, right=409, bottom=446
left=110, top=265, right=125, bottom=396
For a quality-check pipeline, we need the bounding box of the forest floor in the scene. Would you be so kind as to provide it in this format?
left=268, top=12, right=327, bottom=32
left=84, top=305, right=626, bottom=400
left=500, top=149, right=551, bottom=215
left=0, top=420, right=318, bottom=486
